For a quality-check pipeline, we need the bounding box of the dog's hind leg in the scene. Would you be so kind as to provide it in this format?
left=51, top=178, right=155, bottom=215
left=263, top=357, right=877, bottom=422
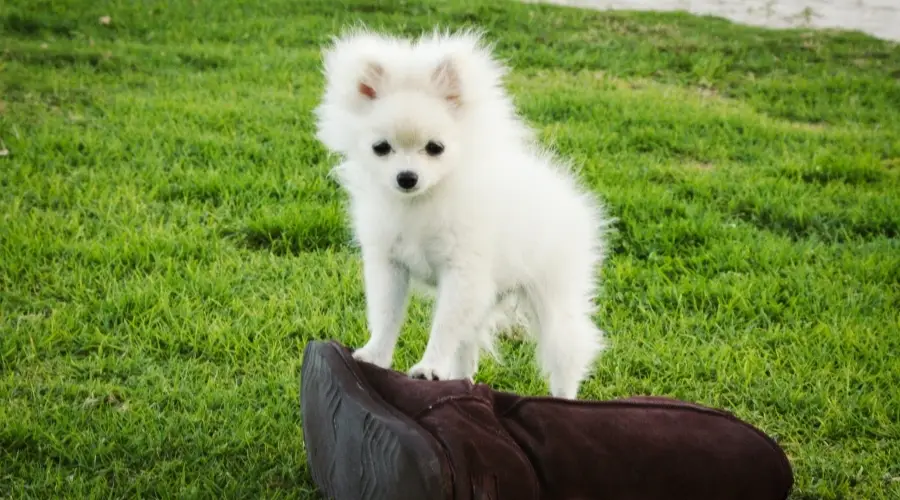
left=531, top=290, right=605, bottom=399
left=448, top=291, right=522, bottom=381
left=449, top=341, right=480, bottom=381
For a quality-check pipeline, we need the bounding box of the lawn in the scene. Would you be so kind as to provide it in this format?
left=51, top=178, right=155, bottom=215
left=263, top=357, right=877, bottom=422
left=1, top=0, right=899, bottom=498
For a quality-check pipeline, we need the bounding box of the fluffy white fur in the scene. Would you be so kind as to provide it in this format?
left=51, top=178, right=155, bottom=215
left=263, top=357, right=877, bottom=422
left=314, top=28, right=611, bottom=399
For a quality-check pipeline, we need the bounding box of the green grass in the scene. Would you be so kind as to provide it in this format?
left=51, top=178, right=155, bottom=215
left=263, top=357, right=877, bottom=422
left=1, top=0, right=899, bottom=498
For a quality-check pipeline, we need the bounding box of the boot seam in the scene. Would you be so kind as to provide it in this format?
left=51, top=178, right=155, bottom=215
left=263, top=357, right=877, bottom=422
left=411, top=394, right=493, bottom=420
left=500, top=397, right=737, bottom=419
left=447, top=399, right=542, bottom=500
left=455, top=400, right=541, bottom=500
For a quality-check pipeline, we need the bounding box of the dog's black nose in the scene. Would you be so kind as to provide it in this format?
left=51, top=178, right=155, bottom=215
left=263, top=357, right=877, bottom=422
left=396, top=171, right=418, bottom=190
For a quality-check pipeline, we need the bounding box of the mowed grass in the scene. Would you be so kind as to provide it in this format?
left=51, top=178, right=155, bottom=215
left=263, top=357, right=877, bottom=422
left=1, top=0, right=899, bottom=498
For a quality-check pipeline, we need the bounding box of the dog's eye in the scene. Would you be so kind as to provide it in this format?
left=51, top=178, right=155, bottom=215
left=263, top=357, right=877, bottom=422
left=372, top=140, right=393, bottom=156
left=424, top=141, right=444, bottom=157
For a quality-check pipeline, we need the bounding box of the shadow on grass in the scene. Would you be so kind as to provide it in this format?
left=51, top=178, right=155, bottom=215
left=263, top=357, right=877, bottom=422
left=223, top=215, right=350, bottom=256
left=2, top=45, right=230, bottom=74
left=3, top=13, right=77, bottom=38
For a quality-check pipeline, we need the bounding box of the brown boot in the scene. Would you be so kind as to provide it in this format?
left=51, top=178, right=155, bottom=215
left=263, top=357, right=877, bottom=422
left=300, top=340, right=793, bottom=500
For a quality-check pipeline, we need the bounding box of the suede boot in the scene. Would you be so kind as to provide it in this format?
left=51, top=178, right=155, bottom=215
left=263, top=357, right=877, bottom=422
left=300, top=340, right=793, bottom=500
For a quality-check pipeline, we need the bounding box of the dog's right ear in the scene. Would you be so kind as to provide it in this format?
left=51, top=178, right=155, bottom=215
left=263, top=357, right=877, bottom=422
left=321, top=30, right=393, bottom=105
left=358, top=61, right=384, bottom=100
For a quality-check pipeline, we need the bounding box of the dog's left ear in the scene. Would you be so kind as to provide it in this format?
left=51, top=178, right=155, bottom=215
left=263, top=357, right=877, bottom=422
left=431, top=57, right=462, bottom=106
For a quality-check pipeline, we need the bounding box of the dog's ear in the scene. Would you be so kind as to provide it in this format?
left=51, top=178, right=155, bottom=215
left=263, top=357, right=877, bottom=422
left=358, top=61, right=384, bottom=100
left=431, top=57, right=462, bottom=106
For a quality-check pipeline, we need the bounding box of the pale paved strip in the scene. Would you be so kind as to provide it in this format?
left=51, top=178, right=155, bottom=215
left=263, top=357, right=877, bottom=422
left=525, top=0, right=900, bottom=41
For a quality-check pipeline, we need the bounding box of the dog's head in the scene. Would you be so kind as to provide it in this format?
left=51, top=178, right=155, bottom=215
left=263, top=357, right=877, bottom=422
left=314, top=29, right=507, bottom=198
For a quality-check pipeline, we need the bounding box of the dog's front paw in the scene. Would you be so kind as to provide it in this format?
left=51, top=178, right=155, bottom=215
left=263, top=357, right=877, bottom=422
left=408, top=361, right=451, bottom=381
left=351, top=344, right=392, bottom=368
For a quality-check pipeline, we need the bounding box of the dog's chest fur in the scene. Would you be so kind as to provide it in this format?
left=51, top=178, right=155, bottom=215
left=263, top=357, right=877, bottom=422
left=390, top=209, right=453, bottom=287
left=353, top=193, right=459, bottom=288
left=388, top=230, right=451, bottom=287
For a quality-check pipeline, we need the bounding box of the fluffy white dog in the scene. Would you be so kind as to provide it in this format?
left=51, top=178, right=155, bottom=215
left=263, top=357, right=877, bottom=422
left=313, top=28, right=611, bottom=399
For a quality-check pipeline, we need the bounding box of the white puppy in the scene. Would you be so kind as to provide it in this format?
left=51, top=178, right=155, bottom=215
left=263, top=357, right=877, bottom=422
left=313, top=28, right=611, bottom=399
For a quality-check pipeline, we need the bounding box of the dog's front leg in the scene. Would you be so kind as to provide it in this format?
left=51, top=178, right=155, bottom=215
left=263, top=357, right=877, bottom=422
left=408, top=269, right=493, bottom=381
left=352, top=250, right=410, bottom=368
